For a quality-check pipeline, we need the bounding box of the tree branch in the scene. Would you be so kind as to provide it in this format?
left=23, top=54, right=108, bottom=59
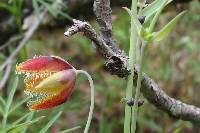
left=64, top=0, right=200, bottom=123
left=64, top=19, right=114, bottom=59
left=93, top=0, right=119, bottom=53
left=135, top=66, right=200, bottom=123
left=64, top=19, right=129, bottom=77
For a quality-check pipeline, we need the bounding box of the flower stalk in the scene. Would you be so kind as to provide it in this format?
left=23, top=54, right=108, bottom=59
left=76, top=70, right=94, bottom=133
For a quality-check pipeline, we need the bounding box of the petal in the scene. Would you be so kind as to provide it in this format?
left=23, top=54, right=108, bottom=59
left=30, top=78, right=75, bottom=110
left=34, top=69, right=76, bottom=95
left=24, top=72, right=54, bottom=90
left=16, top=56, right=73, bottom=73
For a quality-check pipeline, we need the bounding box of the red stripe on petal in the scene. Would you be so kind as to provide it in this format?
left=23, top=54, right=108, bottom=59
left=16, top=56, right=73, bottom=73
left=30, top=80, right=75, bottom=110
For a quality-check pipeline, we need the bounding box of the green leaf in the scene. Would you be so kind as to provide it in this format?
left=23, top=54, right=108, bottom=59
left=141, top=0, right=170, bottom=20
left=38, top=111, right=62, bottom=133
left=56, top=10, right=73, bottom=21
left=32, top=0, right=41, bottom=20
left=7, top=116, right=45, bottom=133
left=172, top=126, right=184, bottom=133
left=123, top=7, right=142, bottom=35
left=58, top=126, right=81, bottom=133
left=6, top=77, right=19, bottom=112
left=9, top=97, right=30, bottom=115
left=12, top=112, right=33, bottom=126
left=0, top=2, right=12, bottom=12
left=0, top=53, right=6, bottom=60
left=153, top=11, right=187, bottom=42
left=148, top=0, right=169, bottom=32
left=21, top=111, right=35, bottom=133
left=0, top=95, right=5, bottom=114
left=0, top=105, right=4, bottom=114
left=138, top=117, right=163, bottom=132
left=38, top=0, right=58, bottom=17
left=0, top=95, right=6, bottom=107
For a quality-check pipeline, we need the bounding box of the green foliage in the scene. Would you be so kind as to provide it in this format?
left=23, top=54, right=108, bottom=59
left=141, top=0, right=167, bottom=19
left=153, top=11, right=187, bottom=42
left=58, top=126, right=81, bottom=133
left=38, top=111, right=62, bottom=133
left=0, top=77, right=44, bottom=133
left=138, top=117, right=163, bottom=133
left=21, top=111, right=35, bottom=133
left=112, top=1, right=199, bottom=132
left=123, top=0, right=186, bottom=43
left=0, top=77, right=80, bottom=133
left=123, top=7, right=142, bottom=35
left=32, top=0, right=72, bottom=21
left=7, top=116, right=44, bottom=133
left=0, top=0, right=24, bottom=31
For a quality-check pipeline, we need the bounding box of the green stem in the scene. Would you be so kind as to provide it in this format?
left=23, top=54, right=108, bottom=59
left=124, top=0, right=137, bottom=133
left=76, top=70, right=94, bottom=133
left=2, top=112, right=8, bottom=132
left=131, top=41, right=147, bottom=133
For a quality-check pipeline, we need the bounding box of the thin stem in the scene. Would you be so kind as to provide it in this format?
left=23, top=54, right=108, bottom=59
left=124, top=0, right=138, bottom=133
left=76, top=70, right=95, bottom=133
left=132, top=41, right=147, bottom=133
left=2, top=112, right=8, bottom=132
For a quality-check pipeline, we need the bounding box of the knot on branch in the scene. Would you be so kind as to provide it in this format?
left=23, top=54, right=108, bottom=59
left=105, top=55, right=129, bottom=78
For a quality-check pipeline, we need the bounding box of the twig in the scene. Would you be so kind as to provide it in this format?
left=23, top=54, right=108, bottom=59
left=64, top=19, right=115, bottom=59
left=64, top=19, right=129, bottom=77
left=64, top=0, right=200, bottom=123
left=136, top=66, right=200, bottom=123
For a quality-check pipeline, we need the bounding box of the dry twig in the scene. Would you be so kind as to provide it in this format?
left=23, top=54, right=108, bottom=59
left=65, top=0, right=200, bottom=123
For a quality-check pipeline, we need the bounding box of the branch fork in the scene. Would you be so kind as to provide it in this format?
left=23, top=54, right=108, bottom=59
left=64, top=0, right=200, bottom=123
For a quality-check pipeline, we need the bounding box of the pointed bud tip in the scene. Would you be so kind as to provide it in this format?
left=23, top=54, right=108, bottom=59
left=138, top=16, right=146, bottom=24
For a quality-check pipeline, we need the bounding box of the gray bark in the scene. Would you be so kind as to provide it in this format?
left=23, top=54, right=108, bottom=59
left=64, top=0, right=200, bottom=124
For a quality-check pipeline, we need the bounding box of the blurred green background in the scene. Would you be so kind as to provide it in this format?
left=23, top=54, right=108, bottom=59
left=0, top=0, right=200, bottom=132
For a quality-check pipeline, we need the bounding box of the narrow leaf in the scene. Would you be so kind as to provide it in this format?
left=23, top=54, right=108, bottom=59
left=9, top=97, right=30, bottom=115
left=0, top=95, right=6, bottom=107
left=12, top=112, right=33, bottom=126
left=21, top=111, right=35, bottom=133
left=0, top=105, right=4, bottom=114
left=56, top=10, right=73, bottom=21
left=38, top=111, right=62, bottom=133
left=38, top=0, right=57, bottom=17
left=7, top=116, right=45, bottom=133
left=122, top=7, right=132, bottom=17
left=6, top=77, right=19, bottom=111
left=148, top=0, right=169, bottom=32
left=141, top=0, right=171, bottom=20
left=0, top=2, right=12, bottom=12
left=122, top=7, right=142, bottom=35
left=58, top=126, right=81, bottom=133
left=32, top=0, right=40, bottom=20
left=153, top=11, right=187, bottom=42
